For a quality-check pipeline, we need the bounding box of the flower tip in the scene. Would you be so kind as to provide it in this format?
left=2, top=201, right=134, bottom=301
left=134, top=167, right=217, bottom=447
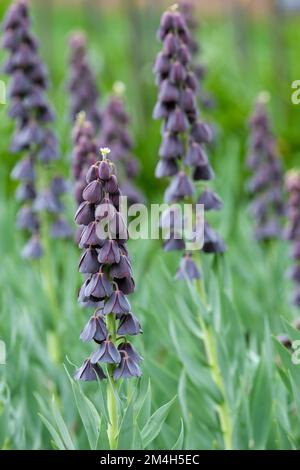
left=76, top=111, right=86, bottom=125
left=257, top=90, right=270, bottom=104
left=113, top=81, right=125, bottom=96
left=168, top=3, right=179, bottom=11
left=100, top=147, right=111, bottom=158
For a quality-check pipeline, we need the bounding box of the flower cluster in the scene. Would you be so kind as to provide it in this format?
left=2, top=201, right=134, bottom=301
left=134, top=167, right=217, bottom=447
left=246, top=96, right=285, bottom=242
left=179, top=0, right=214, bottom=110
left=98, top=83, right=144, bottom=205
left=2, top=0, right=71, bottom=258
left=153, top=6, right=225, bottom=280
left=68, top=31, right=102, bottom=132
left=285, top=170, right=300, bottom=307
left=74, top=148, right=142, bottom=381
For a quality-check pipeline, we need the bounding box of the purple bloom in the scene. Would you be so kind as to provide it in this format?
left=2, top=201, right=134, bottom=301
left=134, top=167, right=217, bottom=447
left=68, top=32, right=101, bottom=131
left=98, top=239, right=121, bottom=265
left=175, top=253, right=201, bottom=280
left=197, top=189, right=223, bottom=211
left=3, top=0, right=68, bottom=257
left=246, top=97, right=285, bottom=242
left=75, top=148, right=142, bottom=381
left=285, top=170, right=300, bottom=310
left=80, top=313, right=108, bottom=343
left=50, top=217, right=72, bottom=239
left=84, top=271, right=114, bottom=299
left=74, top=359, right=106, bottom=381
left=90, top=339, right=121, bottom=364
left=79, top=247, right=100, bottom=274
left=153, top=5, right=224, bottom=279
left=103, top=289, right=131, bottom=316
left=113, top=352, right=142, bottom=380
left=98, top=91, right=144, bottom=205
left=117, top=313, right=141, bottom=336
left=21, top=234, right=43, bottom=259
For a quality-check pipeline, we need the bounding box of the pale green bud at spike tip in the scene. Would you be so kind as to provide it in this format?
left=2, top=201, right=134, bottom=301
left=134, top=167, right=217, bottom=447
left=169, top=3, right=178, bottom=12
left=257, top=90, right=270, bottom=104
left=113, top=81, right=125, bottom=96
left=0, top=80, right=6, bottom=105
left=100, top=147, right=111, bottom=158
left=76, top=110, right=87, bottom=125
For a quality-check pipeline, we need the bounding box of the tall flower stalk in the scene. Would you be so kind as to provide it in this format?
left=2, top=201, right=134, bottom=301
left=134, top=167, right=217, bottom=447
left=74, top=147, right=142, bottom=449
left=71, top=112, right=98, bottom=207
left=68, top=31, right=102, bottom=132
left=246, top=94, right=285, bottom=242
left=2, top=0, right=71, bottom=260
left=153, top=5, right=225, bottom=280
left=179, top=0, right=214, bottom=109
left=99, top=82, right=144, bottom=205
left=153, top=5, right=231, bottom=449
left=285, top=170, right=300, bottom=308
left=71, top=112, right=98, bottom=243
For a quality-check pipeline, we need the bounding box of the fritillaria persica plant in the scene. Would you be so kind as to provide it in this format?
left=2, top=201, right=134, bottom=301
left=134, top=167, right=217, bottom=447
left=74, top=147, right=142, bottom=449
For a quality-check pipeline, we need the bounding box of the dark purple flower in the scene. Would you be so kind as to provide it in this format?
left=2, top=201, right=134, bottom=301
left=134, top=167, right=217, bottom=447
left=285, top=170, right=300, bottom=310
left=175, top=253, right=201, bottom=280
left=117, top=313, right=141, bottom=336
left=98, top=93, right=144, bottom=204
left=21, top=234, right=43, bottom=259
left=115, top=276, right=135, bottom=295
left=50, top=217, right=73, bottom=239
left=110, top=254, right=132, bottom=278
left=90, top=339, right=121, bottom=364
left=74, top=359, right=106, bottom=381
left=103, top=289, right=131, bottom=316
left=74, top=201, right=95, bottom=226
left=197, top=189, right=223, bottom=211
left=75, top=150, right=142, bottom=381
left=68, top=32, right=102, bottom=131
left=203, top=222, right=226, bottom=254
left=153, top=5, right=224, bottom=281
left=82, top=179, right=102, bottom=204
left=84, top=271, right=114, bottom=299
left=113, top=352, right=142, bottom=380
left=16, top=205, right=39, bottom=231
left=11, top=156, right=35, bottom=181
left=98, top=239, right=121, bottom=265
left=155, top=159, right=178, bottom=178
left=79, top=247, right=100, bottom=273
left=79, top=221, right=100, bottom=247
left=3, top=0, right=68, bottom=259
left=117, top=341, right=142, bottom=363
left=184, top=141, right=208, bottom=167
left=16, top=182, right=36, bottom=201
left=80, top=313, right=108, bottom=343
left=246, top=97, right=285, bottom=242
left=164, top=233, right=185, bottom=252
left=165, top=171, right=194, bottom=202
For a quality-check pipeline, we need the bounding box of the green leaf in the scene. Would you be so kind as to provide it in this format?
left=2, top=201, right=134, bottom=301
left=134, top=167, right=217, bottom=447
left=38, top=413, right=66, bottom=450
left=249, top=360, right=272, bottom=449
left=136, top=379, right=151, bottom=430
left=50, top=396, right=75, bottom=450
left=178, top=371, right=189, bottom=425
left=172, top=419, right=184, bottom=450
left=117, top=397, right=135, bottom=450
left=65, top=366, right=100, bottom=450
left=141, top=396, right=176, bottom=448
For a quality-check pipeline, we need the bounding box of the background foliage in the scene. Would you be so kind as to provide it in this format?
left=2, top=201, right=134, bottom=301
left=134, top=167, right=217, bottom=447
left=1, top=0, right=300, bottom=450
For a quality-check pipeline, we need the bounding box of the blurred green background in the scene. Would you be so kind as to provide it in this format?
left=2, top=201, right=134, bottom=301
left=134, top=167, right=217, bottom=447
left=1, top=0, right=300, bottom=450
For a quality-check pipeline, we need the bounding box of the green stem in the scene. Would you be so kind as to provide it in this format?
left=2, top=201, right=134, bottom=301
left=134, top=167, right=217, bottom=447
left=195, top=277, right=233, bottom=450
left=36, top=162, right=61, bottom=363
left=106, top=313, right=119, bottom=450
